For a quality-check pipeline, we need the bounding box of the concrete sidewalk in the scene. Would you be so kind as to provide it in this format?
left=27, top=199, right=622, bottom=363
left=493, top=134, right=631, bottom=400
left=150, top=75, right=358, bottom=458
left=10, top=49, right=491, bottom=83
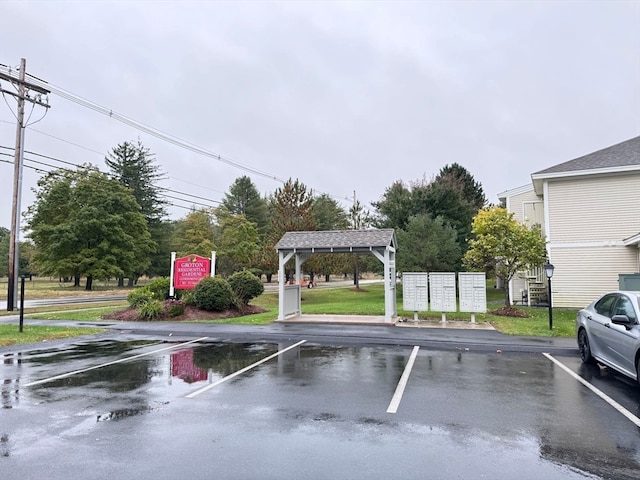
left=276, top=314, right=495, bottom=330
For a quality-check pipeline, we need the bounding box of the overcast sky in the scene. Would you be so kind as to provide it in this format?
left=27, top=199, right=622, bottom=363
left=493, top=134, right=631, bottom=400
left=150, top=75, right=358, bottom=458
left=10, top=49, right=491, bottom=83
left=1, top=0, right=639, bottom=232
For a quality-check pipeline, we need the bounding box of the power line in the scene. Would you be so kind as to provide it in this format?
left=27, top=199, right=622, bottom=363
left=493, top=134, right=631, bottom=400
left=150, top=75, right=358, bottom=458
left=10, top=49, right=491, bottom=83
left=0, top=148, right=223, bottom=209
left=20, top=123, right=106, bottom=156
left=0, top=126, right=230, bottom=197
left=0, top=66, right=285, bottom=182
left=0, top=66, right=353, bottom=204
left=0, top=156, right=216, bottom=212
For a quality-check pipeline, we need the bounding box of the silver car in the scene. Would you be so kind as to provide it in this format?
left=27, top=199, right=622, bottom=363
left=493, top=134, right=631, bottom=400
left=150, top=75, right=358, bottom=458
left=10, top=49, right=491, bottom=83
left=576, top=291, right=640, bottom=385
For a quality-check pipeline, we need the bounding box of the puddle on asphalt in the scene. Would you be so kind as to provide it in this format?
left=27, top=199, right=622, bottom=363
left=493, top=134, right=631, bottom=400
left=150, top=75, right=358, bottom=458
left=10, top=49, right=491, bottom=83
left=0, top=433, right=9, bottom=457
left=2, top=341, right=283, bottom=408
left=7, top=339, right=162, bottom=365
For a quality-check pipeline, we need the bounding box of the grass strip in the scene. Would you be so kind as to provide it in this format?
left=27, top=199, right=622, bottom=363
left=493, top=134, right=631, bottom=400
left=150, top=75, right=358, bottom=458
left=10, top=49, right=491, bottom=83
left=0, top=324, right=104, bottom=347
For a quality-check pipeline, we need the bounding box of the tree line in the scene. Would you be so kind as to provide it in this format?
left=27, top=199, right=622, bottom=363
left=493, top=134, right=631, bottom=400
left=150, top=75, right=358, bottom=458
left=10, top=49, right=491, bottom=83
left=1, top=140, right=547, bottom=305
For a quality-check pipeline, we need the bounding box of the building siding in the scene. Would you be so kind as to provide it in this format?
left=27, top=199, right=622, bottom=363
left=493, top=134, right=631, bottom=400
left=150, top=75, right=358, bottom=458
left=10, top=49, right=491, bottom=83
left=550, top=246, right=639, bottom=307
left=508, top=188, right=540, bottom=224
left=505, top=187, right=545, bottom=304
left=547, top=173, right=640, bottom=243
left=501, top=138, right=639, bottom=308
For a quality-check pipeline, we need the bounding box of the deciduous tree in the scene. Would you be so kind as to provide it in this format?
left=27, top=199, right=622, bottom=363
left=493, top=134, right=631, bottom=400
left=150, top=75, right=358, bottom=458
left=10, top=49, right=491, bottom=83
left=26, top=167, right=155, bottom=290
left=216, top=215, right=260, bottom=276
left=171, top=208, right=216, bottom=258
left=463, top=206, right=547, bottom=306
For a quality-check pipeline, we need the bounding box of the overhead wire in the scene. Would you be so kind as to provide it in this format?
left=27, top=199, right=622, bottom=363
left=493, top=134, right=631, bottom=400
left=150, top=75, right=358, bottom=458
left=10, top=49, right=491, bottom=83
left=10, top=69, right=284, bottom=181
left=0, top=147, right=221, bottom=210
left=0, top=122, right=229, bottom=196
left=0, top=65, right=353, bottom=204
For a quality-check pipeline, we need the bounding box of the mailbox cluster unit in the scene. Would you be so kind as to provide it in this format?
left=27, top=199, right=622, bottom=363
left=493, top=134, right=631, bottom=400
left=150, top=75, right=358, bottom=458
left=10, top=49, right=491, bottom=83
left=402, top=272, right=487, bottom=322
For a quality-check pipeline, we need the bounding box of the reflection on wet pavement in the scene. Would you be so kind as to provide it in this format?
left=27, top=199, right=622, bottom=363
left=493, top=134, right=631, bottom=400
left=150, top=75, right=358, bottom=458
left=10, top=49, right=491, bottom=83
left=1, top=339, right=640, bottom=479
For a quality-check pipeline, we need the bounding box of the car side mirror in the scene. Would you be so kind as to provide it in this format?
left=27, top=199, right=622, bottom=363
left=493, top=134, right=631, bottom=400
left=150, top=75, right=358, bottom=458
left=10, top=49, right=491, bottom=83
left=611, top=314, right=632, bottom=329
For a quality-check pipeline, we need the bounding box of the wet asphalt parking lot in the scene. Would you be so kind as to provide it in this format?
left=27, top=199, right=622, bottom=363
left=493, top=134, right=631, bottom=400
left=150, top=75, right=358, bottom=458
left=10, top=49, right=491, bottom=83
left=2, top=324, right=640, bottom=480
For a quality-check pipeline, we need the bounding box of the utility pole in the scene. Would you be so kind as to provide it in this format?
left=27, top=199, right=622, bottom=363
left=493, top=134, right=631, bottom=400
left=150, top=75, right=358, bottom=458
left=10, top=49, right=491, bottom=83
left=0, top=59, right=50, bottom=310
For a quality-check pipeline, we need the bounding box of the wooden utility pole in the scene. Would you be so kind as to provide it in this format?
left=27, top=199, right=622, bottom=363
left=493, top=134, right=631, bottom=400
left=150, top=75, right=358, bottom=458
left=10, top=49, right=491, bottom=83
left=0, top=59, right=50, bottom=310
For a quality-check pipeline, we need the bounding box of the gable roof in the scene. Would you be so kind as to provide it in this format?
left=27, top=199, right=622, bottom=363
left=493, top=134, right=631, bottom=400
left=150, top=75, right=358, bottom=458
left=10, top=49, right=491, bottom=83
left=275, top=229, right=397, bottom=254
left=531, top=136, right=640, bottom=194
left=497, top=183, right=534, bottom=202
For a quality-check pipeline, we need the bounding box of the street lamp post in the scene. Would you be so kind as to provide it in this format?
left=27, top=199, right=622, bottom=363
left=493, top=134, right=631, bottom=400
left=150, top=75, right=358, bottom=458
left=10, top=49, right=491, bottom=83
left=544, top=262, right=555, bottom=330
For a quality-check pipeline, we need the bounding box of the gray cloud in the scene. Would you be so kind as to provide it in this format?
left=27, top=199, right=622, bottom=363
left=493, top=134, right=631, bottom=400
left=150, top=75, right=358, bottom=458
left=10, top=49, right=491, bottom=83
left=1, top=0, right=638, bottom=230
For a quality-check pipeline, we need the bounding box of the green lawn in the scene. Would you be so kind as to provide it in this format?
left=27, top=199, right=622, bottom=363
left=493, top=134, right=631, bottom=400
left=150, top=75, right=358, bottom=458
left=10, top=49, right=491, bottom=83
left=0, top=276, right=143, bottom=301
left=0, top=324, right=104, bottom=347
left=1, top=281, right=579, bottom=347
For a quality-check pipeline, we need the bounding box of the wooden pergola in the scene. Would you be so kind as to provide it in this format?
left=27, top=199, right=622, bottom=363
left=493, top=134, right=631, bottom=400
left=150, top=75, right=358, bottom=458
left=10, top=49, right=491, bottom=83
left=274, top=229, right=398, bottom=322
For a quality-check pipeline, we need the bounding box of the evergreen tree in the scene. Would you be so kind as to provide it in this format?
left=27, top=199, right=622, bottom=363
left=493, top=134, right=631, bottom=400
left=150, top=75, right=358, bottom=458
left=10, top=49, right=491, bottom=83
left=269, top=178, right=316, bottom=235
left=221, top=176, right=269, bottom=237
left=396, top=214, right=461, bottom=272
left=267, top=179, right=316, bottom=282
left=312, top=194, right=349, bottom=231
left=305, top=194, right=350, bottom=282
left=371, top=181, right=413, bottom=229
left=105, top=139, right=168, bottom=282
left=105, top=139, right=167, bottom=222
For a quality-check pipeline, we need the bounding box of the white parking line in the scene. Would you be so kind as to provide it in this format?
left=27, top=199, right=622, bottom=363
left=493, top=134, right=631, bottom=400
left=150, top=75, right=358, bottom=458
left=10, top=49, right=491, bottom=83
left=543, top=353, right=640, bottom=428
left=23, top=337, right=209, bottom=387
left=387, top=345, right=420, bottom=414
left=186, top=340, right=307, bottom=399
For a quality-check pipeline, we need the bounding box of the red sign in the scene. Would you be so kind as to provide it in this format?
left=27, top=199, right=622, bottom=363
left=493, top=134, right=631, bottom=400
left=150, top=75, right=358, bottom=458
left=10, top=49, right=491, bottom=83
left=173, top=254, right=211, bottom=289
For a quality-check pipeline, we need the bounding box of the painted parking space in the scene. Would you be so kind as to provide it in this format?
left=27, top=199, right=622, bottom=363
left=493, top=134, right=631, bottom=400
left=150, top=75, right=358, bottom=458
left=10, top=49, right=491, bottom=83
left=2, top=338, right=640, bottom=479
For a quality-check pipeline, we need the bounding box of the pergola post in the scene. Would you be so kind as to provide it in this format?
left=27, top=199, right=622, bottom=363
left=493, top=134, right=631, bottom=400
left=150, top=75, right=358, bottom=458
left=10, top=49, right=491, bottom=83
left=275, top=229, right=397, bottom=323
left=277, top=250, right=294, bottom=320
left=373, top=245, right=397, bottom=322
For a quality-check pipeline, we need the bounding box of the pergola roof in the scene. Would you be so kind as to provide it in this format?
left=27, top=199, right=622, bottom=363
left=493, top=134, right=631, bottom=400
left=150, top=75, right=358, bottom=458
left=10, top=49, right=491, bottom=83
left=275, top=229, right=397, bottom=254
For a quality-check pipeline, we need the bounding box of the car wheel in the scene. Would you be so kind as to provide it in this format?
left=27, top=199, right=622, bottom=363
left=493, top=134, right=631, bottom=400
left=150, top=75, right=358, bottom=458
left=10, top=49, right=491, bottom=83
left=578, top=329, right=595, bottom=364
left=637, top=357, right=640, bottom=387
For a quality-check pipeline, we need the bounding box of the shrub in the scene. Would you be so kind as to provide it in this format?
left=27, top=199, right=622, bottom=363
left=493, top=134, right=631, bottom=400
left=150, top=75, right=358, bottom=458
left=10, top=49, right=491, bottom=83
left=164, top=299, right=185, bottom=317
left=228, top=270, right=264, bottom=305
left=137, top=299, right=164, bottom=320
left=128, top=288, right=153, bottom=308
left=194, top=276, right=233, bottom=311
left=146, top=277, right=171, bottom=300
left=180, top=290, right=196, bottom=305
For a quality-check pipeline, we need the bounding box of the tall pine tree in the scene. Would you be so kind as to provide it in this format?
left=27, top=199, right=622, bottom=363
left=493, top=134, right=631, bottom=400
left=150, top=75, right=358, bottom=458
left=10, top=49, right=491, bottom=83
left=105, top=139, right=167, bottom=283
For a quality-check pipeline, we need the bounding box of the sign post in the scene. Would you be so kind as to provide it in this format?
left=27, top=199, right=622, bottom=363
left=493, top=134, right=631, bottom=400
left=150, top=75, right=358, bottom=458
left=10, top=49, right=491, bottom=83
left=169, top=252, right=177, bottom=298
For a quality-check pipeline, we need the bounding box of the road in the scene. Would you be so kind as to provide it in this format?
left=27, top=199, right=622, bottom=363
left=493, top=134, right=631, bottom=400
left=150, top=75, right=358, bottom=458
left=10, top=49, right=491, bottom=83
left=0, top=294, right=128, bottom=311
left=2, top=324, right=639, bottom=479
